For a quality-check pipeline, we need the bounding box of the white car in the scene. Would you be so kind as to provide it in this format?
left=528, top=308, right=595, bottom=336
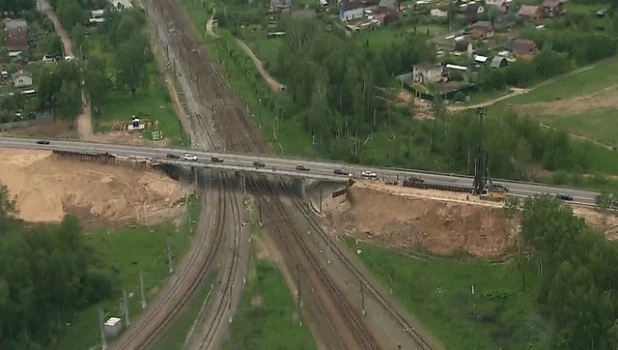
left=361, top=170, right=377, bottom=179
left=183, top=154, right=198, bottom=161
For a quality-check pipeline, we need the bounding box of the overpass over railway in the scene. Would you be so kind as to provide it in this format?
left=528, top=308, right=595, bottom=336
left=0, top=136, right=600, bottom=205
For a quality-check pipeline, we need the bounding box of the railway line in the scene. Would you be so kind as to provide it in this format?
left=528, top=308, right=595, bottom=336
left=113, top=176, right=228, bottom=350
left=149, top=0, right=422, bottom=348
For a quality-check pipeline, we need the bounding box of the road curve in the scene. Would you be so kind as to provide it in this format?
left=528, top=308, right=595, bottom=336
left=0, top=136, right=599, bottom=205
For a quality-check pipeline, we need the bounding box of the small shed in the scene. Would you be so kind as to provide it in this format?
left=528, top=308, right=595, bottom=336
left=490, top=56, right=508, bottom=68
left=12, top=70, right=32, bottom=88
left=103, top=317, right=123, bottom=339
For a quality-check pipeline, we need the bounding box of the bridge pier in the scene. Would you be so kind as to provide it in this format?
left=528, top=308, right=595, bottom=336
left=235, top=171, right=246, bottom=194
left=294, top=177, right=306, bottom=199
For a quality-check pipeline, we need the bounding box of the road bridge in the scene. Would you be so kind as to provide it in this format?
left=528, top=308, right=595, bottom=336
left=0, top=136, right=600, bottom=205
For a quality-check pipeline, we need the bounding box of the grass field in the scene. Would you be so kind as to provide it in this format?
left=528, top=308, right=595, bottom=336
left=504, top=57, right=618, bottom=105
left=152, top=270, right=219, bottom=350
left=346, top=238, right=545, bottom=350
left=222, top=261, right=316, bottom=350
left=51, top=196, right=200, bottom=350
left=541, top=109, right=618, bottom=146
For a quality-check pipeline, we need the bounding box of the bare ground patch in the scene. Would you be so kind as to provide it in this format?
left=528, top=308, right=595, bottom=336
left=0, top=149, right=190, bottom=227
left=322, top=181, right=618, bottom=259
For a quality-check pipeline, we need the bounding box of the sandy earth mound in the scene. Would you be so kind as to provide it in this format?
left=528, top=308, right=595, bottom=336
left=324, top=183, right=519, bottom=259
left=323, top=182, right=618, bottom=259
left=0, top=149, right=189, bottom=226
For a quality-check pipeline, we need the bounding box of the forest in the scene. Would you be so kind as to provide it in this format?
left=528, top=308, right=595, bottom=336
left=231, top=18, right=618, bottom=179
left=0, top=183, right=116, bottom=349
left=520, top=195, right=618, bottom=348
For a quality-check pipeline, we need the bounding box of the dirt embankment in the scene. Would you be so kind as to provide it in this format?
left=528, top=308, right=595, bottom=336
left=0, top=149, right=190, bottom=227
left=323, top=182, right=618, bottom=259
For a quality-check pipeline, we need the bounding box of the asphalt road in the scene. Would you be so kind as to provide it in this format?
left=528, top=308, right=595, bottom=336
left=0, top=136, right=599, bottom=205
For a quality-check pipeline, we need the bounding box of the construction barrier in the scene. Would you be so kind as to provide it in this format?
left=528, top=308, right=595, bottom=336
left=403, top=179, right=473, bottom=193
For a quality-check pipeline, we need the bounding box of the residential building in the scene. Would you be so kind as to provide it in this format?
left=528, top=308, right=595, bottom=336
left=12, top=70, right=32, bottom=88
left=412, top=63, right=443, bottom=84
left=430, top=7, right=448, bottom=17
left=5, top=28, right=28, bottom=53
left=340, top=0, right=365, bottom=22
left=490, top=56, right=508, bottom=68
left=378, top=0, right=399, bottom=12
left=517, top=5, right=542, bottom=22
left=462, top=3, right=484, bottom=23
left=109, top=0, right=133, bottom=9
left=470, top=21, right=494, bottom=40
left=270, top=0, right=291, bottom=13
left=511, top=39, right=538, bottom=59
left=5, top=19, right=27, bottom=31
left=485, top=0, right=509, bottom=11
left=542, top=1, right=566, bottom=17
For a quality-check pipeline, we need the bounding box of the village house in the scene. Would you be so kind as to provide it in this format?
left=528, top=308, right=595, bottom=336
left=340, top=0, right=365, bottom=22
left=542, top=1, right=566, bottom=17
left=12, top=70, right=32, bottom=88
left=430, top=6, right=448, bottom=17
left=511, top=39, right=538, bottom=59
left=454, top=38, right=474, bottom=57
left=4, top=19, right=28, bottom=53
left=470, top=21, right=494, bottom=40
left=485, top=0, right=510, bottom=11
left=461, top=3, right=484, bottom=23
left=517, top=5, right=542, bottom=22
left=413, top=63, right=443, bottom=84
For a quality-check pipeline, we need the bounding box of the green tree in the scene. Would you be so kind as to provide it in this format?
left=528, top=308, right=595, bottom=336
left=84, top=55, right=111, bottom=115
left=114, top=32, right=152, bottom=95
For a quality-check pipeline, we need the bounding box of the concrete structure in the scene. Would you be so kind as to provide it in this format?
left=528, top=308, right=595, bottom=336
left=340, top=0, right=364, bottom=22
left=412, top=63, right=443, bottom=84
left=0, top=136, right=600, bottom=204
left=12, top=70, right=32, bottom=88
left=103, top=317, right=123, bottom=339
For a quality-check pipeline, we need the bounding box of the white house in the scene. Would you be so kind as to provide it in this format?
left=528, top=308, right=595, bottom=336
left=340, top=0, right=364, bottom=22
left=12, top=70, right=32, bottom=88
left=430, top=8, right=448, bottom=17
left=412, top=63, right=443, bottom=84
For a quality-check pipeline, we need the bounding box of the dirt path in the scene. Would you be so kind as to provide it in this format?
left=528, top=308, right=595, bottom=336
left=448, top=62, right=602, bottom=112
left=40, top=0, right=94, bottom=140
left=206, top=12, right=220, bottom=38
left=234, top=39, right=283, bottom=94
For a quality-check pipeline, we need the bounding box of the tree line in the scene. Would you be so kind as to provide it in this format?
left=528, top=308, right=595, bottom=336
left=0, top=183, right=116, bottom=350
left=50, top=1, right=153, bottom=116
left=520, top=195, right=618, bottom=348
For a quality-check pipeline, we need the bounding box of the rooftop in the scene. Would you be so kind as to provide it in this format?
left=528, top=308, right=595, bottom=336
left=5, top=19, right=27, bottom=31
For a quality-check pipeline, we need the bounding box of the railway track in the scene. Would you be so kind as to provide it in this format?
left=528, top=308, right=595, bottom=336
left=151, top=1, right=437, bottom=349
left=113, top=176, right=227, bottom=350
left=150, top=2, right=377, bottom=349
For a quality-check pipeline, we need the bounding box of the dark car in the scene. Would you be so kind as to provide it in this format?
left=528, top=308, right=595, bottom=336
left=167, top=153, right=180, bottom=159
left=557, top=192, right=573, bottom=201
left=296, top=165, right=310, bottom=171
left=36, top=140, right=50, bottom=145
left=253, top=161, right=265, bottom=168
left=408, top=176, right=424, bottom=183
left=211, top=156, right=224, bottom=163
left=334, top=168, right=348, bottom=175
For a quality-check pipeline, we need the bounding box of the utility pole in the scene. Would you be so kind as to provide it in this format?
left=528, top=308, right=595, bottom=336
left=319, top=184, right=323, bottom=213
left=258, top=198, right=263, bottom=227
left=123, top=288, right=130, bottom=327
left=389, top=271, right=394, bottom=296
left=99, top=309, right=107, bottom=350
left=140, top=270, right=147, bottom=310
left=360, top=279, right=366, bottom=316
left=166, top=237, right=174, bottom=274
left=307, top=215, right=311, bottom=235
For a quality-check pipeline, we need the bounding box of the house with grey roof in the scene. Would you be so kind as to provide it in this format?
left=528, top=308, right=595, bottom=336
left=490, top=56, right=508, bottom=68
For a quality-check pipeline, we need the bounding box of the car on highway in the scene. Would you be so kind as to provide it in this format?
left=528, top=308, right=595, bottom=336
left=183, top=154, right=198, bottom=161
left=408, top=176, right=424, bottom=183
left=253, top=161, right=265, bottom=168
left=211, top=156, right=224, bottom=163
left=557, top=192, right=573, bottom=201
left=296, top=165, right=310, bottom=171
left=334, top=168, right=349, bottom=176
left=36, top=140, right=50, bottom=145
left=361, top=170, right=377, bottom=179
left=167, top=153, right=180, bottom=159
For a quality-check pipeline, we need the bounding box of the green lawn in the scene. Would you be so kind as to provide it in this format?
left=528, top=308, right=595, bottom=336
left=51, top=196, right=200, bottom=350
left=542, top=109, right=618, bottom=146
left=346, top=238, right=545, bottom=350
left=222, top=261, right=317, bottom=350
left=504, top=57, right=618, bottom=104
left=152, top=270, right=219, bottom=350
